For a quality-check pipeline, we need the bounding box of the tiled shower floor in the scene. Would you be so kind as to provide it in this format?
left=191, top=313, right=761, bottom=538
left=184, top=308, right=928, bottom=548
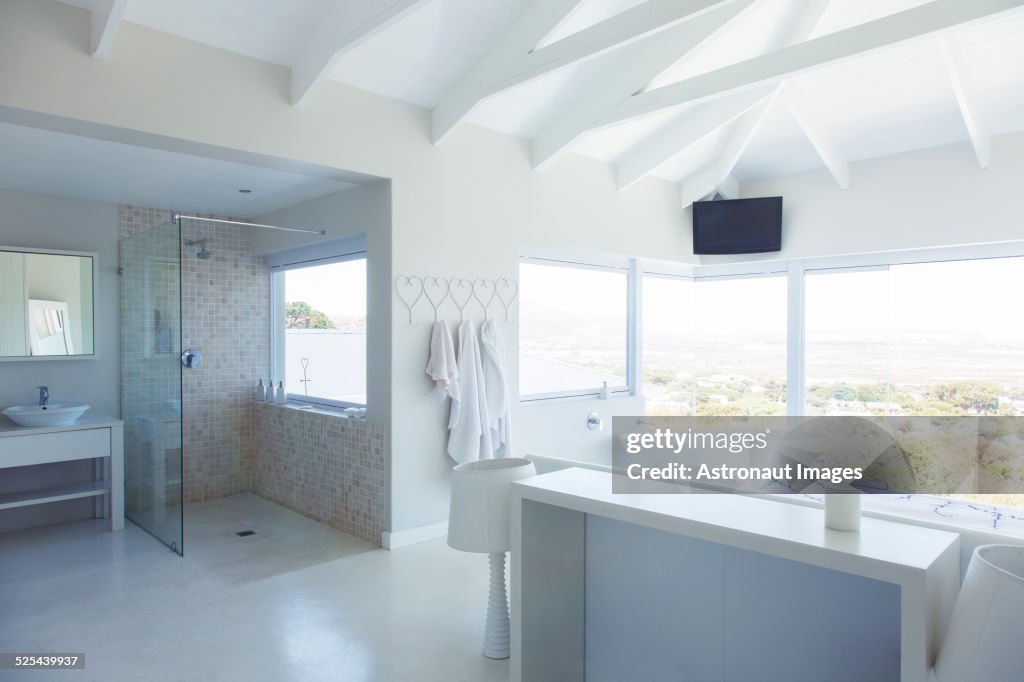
left=0, top=494, right=508, bottom=681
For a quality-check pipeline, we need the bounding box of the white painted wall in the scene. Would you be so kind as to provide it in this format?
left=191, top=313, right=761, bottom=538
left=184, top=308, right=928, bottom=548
left=3, top=0, right=1023, bottom=540
left=732, top=131, right=1024, bottom=262
left=519, top=396, right=643, bottom=467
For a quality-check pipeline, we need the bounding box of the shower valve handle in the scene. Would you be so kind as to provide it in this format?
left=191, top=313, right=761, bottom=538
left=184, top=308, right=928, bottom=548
left=181, top=349, right=202, bottom=369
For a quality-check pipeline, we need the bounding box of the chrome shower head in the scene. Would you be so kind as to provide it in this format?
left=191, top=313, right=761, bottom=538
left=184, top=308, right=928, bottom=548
left=186, top=238, right=211, bottom=260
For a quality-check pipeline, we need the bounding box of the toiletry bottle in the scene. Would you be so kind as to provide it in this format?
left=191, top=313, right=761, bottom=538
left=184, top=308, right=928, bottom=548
left=600, top=381, right=609, bottom=400
left=276, top=381, right=286, bottom=405
left=256, top=379, right=266, bottom=401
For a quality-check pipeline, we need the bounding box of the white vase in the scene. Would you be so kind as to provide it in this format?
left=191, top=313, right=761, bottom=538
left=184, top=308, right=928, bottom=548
left=824, top=494, right=861, bottom=532
left=933, top=544, right=1024, bottom=682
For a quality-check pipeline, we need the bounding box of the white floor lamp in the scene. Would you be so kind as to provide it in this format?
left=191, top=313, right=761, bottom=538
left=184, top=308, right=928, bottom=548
left=932, top=544, right=1024, bottom=682
left=448, top=458, right=537, bottom=660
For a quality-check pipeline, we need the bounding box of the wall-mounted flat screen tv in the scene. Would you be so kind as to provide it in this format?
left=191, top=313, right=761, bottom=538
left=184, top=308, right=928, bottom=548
left=692, top=196, right=782, bottom=255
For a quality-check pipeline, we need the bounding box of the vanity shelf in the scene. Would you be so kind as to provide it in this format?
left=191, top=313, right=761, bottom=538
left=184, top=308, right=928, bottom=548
left=0, top=415, right=123, bottom=530
left=0, top=480, right=110, bottom=510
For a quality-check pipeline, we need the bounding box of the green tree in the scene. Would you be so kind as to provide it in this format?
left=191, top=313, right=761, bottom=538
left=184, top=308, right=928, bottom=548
left=930, top=382, right=1001, bottom=415
left=855, top=383, right=887, bottom=403
left=285, top=301, right=335, bottom=329
left=644, top=369, right=676, bottom=386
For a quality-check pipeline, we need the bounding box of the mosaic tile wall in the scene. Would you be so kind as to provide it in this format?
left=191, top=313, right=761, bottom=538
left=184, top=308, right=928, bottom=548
left=251, top=403, right=385, bottom=544
left=119, top=205, right=269, bottom=503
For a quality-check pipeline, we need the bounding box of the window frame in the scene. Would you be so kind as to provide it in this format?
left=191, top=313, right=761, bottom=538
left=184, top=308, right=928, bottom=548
left=269, top=235, right=367, bottom=409
left=520, top=242, right=1024, bottom=529
left=644, top=243, right=1024, bottom=529
left=519, top=242, right=1024, bottom=408
left=518, top=250, right=639, bottom=403
left=639, top=240, right=1024, bottom=415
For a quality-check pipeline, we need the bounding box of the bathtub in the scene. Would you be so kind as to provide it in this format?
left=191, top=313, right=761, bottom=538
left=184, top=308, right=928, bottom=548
left=527, top=452, right=614, bottom=475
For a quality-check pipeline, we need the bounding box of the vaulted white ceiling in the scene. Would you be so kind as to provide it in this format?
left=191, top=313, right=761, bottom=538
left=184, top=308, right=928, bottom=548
left=57, top=0, right=1024, bottom=204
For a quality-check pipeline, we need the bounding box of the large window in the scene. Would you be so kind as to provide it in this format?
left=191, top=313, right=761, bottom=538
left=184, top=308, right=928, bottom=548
left=522, top=246, right=1024, bottom=512
left=806, top=258, right=1024, bottom=418
left=272, top=254, right=366, bottom=407
left=804, top=256, right=1024, bottom=511
left=889, top=258, right=1024, bottom=417
left=691, top=276, right=787, bottom=416
left=805, top=268, right=891, bottom=416
left=642, top=276, right=694, bottom=415
left=642, top=274, right=787, bottom=416
left=519, top=259, right=631, bottom=399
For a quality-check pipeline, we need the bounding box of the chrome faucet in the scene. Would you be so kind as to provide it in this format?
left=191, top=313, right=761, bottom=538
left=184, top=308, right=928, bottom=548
left=37, top=386, right=49, bottom=407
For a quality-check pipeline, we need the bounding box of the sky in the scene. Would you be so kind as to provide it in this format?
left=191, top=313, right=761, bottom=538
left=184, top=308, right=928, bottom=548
left=284, top=259, right=366, bottom=320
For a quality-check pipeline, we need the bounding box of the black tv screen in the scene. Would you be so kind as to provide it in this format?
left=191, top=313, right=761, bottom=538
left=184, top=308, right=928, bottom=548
left=692, top=196, right=782, bottom=255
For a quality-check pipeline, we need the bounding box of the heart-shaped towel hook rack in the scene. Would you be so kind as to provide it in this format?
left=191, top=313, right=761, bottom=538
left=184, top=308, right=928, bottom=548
left=497, top=277, right=519, bottom=324
left=395, top=275, right=424, bottom=325
left=450, top=278, right=473, bottom=323
left=424, top=276, right=451, bottom=323
left=472, top=278, right=497, bottom=321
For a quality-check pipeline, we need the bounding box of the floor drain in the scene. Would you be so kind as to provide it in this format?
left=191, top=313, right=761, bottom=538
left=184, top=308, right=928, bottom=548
left=236, top=530, right=255, bottom=537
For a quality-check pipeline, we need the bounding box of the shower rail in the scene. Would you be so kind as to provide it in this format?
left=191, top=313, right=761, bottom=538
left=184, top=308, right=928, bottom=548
left=174, top=215, right=327, bottom=235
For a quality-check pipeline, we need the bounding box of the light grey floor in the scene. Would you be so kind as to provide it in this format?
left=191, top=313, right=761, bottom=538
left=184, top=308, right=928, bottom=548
left=0, top=494, right=509, bottom=682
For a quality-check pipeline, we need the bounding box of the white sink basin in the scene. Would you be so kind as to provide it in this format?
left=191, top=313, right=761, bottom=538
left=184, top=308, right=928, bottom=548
left=2, top=403, right=90, bottom=427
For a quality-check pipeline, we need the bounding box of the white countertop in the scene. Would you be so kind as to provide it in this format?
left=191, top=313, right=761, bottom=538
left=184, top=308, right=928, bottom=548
left=0, top=413, right=122, bottom=437
left=513, top=467, right=959, bottom=577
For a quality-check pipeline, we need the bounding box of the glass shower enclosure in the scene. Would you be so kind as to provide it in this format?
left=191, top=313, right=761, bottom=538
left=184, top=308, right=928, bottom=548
left=120, top=221, right=184, bottom=554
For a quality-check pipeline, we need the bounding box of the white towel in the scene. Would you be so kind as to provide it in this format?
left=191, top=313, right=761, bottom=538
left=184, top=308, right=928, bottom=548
left=480, top=318, right=511, bottom=457
left=447, top=320, right=494, bottom=464
left=425, top=320, right=459, bottom=401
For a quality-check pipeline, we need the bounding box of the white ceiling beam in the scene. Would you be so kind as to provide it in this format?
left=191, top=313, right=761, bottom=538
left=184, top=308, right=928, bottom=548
left=783, top=85, right=850, bottom=189
left=673, top=0, right=829, bottom=203
left=615, top=0, right=829, bottom=190
left=616, top=86, right=774, bottom=190
left=597, top=0, right=1024, bottom=129
left=90, top=0, right=129, bottom=59
left=716, top=174, right=740, bottom=199
left=531, top=0, right=757, bottom=170
left=291, top=0, right=432, bottom=108
left=937, top=35, right=991, bottom=168
left=679, top=90, right=778, bottom=206
left=431, top=0, right=586, bottom=144
left=488, top=1, right=745, bottom=100
left=680, top=166, right=736, bottom=205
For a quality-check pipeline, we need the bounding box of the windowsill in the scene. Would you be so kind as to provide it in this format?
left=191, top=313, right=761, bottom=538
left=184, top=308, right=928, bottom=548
left=256, top=400, right=366, bottom=421
left=760, top=490, right=1024, bottom=540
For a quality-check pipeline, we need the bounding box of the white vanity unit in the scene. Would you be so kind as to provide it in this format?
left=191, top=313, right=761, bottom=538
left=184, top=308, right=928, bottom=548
left=0, top=415, right=124, bottom=530
left=511, top=467, right=961, bottom=682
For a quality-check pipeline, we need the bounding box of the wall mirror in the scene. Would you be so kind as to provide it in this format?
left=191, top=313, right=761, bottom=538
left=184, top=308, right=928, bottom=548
left=0, top=247, right=95, bottom=359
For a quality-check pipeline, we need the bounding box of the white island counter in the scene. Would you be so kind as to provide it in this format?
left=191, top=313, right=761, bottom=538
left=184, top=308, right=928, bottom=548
left=510, top=467, right=960, bottom=682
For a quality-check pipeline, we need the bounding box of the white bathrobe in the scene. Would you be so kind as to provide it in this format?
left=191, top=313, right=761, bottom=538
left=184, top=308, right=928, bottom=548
left=480, top=318, right=511, bottom=457
left=447, top=320, right=493, bottom=464
left=424, top=319, right=459, bottom=401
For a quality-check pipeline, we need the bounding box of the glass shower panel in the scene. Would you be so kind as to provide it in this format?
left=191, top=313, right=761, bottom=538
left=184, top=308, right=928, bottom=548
left=120, top=221, right=183, bottom=555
